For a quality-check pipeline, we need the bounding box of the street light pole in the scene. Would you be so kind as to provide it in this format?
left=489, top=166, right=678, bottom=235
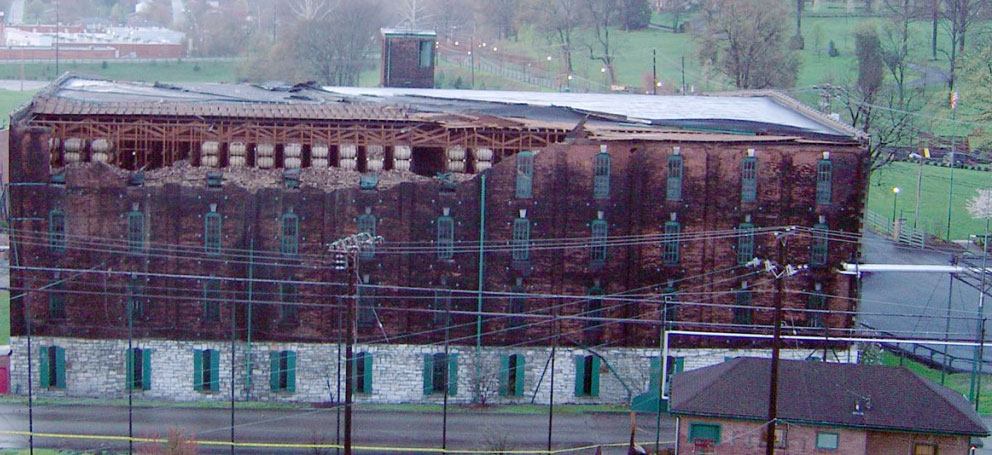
left=892, top=187, right=901, bottom=222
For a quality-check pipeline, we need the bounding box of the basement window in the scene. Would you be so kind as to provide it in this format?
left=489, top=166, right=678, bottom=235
left=269, top=350, right=296, bottom=393
left=126, top=347, right=152, bottom=391
left=574, top=354, right=600, bottom=397
left=353, top=352, right=373, bottom=394
left=512, top=217, right=531, bottom=262
left=193, top=349, right=219, bottom=392
left=816, top=159, right=833, bottom=205
left=49, top=209, right=66, bottom=253
left=592, top=152, right=611, bottom=200
left=666, top=155, right=683, bottom=201
left=39, top=345, right=66, bottom=389
left=436, top=215, right=454, bottom=260
left=737, top=222, right=755, bottom=265
left=662, top=221, right=680, bottom=266
left=741, top=157, right=757, bottom=203
left=515, top=151, right=534, bottom=199
left=423, top=353, right=458, bottom=395
left=590, top=219, right=608, bottom=266
left=499, top=353, right=525, bottom=396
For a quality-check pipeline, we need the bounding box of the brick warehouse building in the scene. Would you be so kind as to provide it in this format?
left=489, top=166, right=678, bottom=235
left=6, top=75, right=867, bottom=404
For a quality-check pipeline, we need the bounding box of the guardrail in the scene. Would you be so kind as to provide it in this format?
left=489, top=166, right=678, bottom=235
left=864, top=209, right=926, bottom=249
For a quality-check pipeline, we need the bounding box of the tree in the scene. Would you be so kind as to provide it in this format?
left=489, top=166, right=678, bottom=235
left=477, top=0, right=520, bottom=41
left=962, top=42, right=992, bottom=150
left=855, top=24, right=885, bottom=106
left=695, top=0, right=799, bottom=89
left=939, top=0, right=991, bottom=91
left=526, top=0, right=584, bottom=74
left=621, top=0, right=652, bottom=30
left=582, top=0, right=621, bottom=86
left=661, top=0, right=691, bottom=33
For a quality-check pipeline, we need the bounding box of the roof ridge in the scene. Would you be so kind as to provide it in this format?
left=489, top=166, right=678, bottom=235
left=903, top=367, right=987, bottom=435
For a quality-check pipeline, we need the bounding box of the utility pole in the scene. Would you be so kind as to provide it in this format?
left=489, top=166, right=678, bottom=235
left=652, top=49, right=657, bottom=95
left=329, top=233, right=382, bottom=455
left=914, top=154, right=923, bottom=229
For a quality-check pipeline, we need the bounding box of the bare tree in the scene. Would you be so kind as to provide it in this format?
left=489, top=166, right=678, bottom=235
left=397, top=0, right=431, bottom=28
left=477, top=0, right=520, bottom=41
left=940, top=0, right=991, bottom=91
left=288, top=0, right=335, bottom=21
left=695, top=0, right=799, bottom=89
left=660, top=0, right=690, bottom=33
left=581, top=0, right=620, bottom=86
left=526, top=0, right=584, bottom=74
left=962, top=41, right=992, bottom=149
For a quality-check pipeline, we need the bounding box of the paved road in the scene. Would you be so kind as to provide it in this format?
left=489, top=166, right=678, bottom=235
left=859, top=230, right=989, bottom=371
left=0, top=403, right=675, bottom=455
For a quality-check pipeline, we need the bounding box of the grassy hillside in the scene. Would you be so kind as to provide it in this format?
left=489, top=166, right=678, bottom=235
left=0, top=59, right=239, bottom=84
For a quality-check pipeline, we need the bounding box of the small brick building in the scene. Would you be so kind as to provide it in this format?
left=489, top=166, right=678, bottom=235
left=671, top=358, right=989, bottom=455
left=6, top=75, right=868, bottom=404
left=380, top=28, right=437, bottom=88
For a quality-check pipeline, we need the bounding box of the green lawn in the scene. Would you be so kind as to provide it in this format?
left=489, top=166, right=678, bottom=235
left=0, top=90, right=38, bottom=129
left=881, top=351, right=992, bottom=414
left=0, top=59, right=239, bottom=84
left=868, top=161, right=992, bottom=240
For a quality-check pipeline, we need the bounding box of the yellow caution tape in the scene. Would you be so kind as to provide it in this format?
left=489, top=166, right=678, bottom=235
left=0, top=430, right=672, bottom=453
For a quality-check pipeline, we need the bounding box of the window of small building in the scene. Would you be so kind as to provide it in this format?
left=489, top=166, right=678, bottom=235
left=741, top=156, right=758, bottom=203
left=39, top=345, right=66, bottom=389
left=592, top=152, right=611, bottom=200
left=913, top=443, right=937, bottom=455
left=590, top=218, right=608, bottom=266
left=419, top=40, right=433, bottom=68
left=357, top=212, right=376, bottom=260
left=49, top=209, right=66, bottom=253
left=126, top=207, right=144, bottom=252
left=737, top=222, right=755, bottom=265
left=807, top=283, right=826, bottom=328
left=500, top=353, right=525, bottom=396
left=280, top=211, right=299, bottom=256
left=811, top=221, right=829, bottom=267
left=203, top=278, right=221, bottom=322
left=279, top=282, right=298, bottom=324
left=204, top=210, right=222, bottom=255
left=126, top=347, right=152, bottom=391
left=574, top=354, right=600, bottom=397
left=515, top=151, right=534, bottom=199
left=512, top=216, right=531, bottom=262
left=193, top=349, right=220, bottom=392
left=354, top=352, right=373, bottom=394
left=436, top=215, right=454, bottom=260
left=816, top=158, right=833, bottom=205
left=269, top=350, right=296, bottom=393
left=688, top=423, right=721, bottom=447
left=666, top=154, right=683, bottom=202
left=815, top=431, right=839, bottom=450
left=423, top=353, right=458, bottom=395
left=663, top=221, right=681, bottom=266
left=733, top=284, right=753, bottom=325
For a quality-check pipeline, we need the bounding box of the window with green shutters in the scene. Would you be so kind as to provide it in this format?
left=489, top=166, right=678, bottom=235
left=592, top=152, right=610, bottom=200
left=811, top=222, right=829, bottom=267
left=269, top=350, right=296, bottom=393
left=49, top=209, right=66, bottom=253
left=590, top=219, right=608, bottom=265
left=499, top=353, right=526, bottom=396
left=649, top=356, right=684, bottom=396
left=423, top=353, right=458, bottom=395
left=126, top=275, right=144, bottom=319
left=512, top=217, right=531, bottom=262
left=689, top=423, right=721, bottom=446
left=126, top=347, right=152, bottom=391
left=281, top=212, right=299, bottom=256
left=39, top=346, right=66, bottom=389
left=663, top=221, right=680, bottom=266
left=733, top=287, right=753, bottom=325
left=508, top=285, right=526, bottom=329
left=741, top=157, right=757, bottom=203
left=666, top=155, right=683, bottom=201
left=816, top=159, right=833, bottom=205
left=574, top=354, right=600, bottom=397
left=203, top=279, right=221, bottom=322
left=358, top=281, right=377, bottom=330
left=49, top=278, right=66, bottom=319
left=193, top=349, right=220, bottom=392
left=515, top=151, right=534, bottom=199
left=353, top=352, right=373, bottom=395
left=807, top=284, right=826, bottom=328
left=126, top=208, right=144, bottom=252
left=437, top=216, right=454, bottom=260
left=357, top=213, right=376, bottom=259
left=737, top=222, right=755, bottom=265
left=204, top=211, right=222, bottom=255
left=279, top=282, right=298, bottom=324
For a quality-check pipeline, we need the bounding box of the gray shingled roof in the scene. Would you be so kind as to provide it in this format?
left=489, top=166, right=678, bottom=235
left=670, top=358, right=989, bottom=437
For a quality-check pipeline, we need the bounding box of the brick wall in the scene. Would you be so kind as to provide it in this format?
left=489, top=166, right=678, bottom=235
left=381, top=36, right=435, bottom=88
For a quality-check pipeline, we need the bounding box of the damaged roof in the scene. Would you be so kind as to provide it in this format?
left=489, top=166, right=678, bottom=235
left=23, top=74, right=861, bottom=141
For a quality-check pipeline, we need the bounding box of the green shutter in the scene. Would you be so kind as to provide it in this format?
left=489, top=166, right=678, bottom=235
left=286, top=351, right=296, bottom=393
left=269, top=351, right=279, bottom=392
left=422, top=354, right=434, bottom=395
left=649, top=357, right=660, bottom=390
left=193, top=350, right=203, bottom=391
left=589, top=356, right=600, bottom=397
left=447, top=354, right=458, bottom=396
left=362, top=353, right=373, bottom=395
left=126, top=348, right=135, bottom=390
left=142, top=349, right=152, bottom=390
left=674, top=357, right=685, bottom=372
left=513, top=355, right=525, bottom=396
left=54, top=346, right=66, bottom=389
left=209, top=350, right=220, bottom=392
left=39, top=347, right=50, bottom=388
left=498, top=355, right=510, bottom=396
left=574, top=355, right=585, bottom=397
